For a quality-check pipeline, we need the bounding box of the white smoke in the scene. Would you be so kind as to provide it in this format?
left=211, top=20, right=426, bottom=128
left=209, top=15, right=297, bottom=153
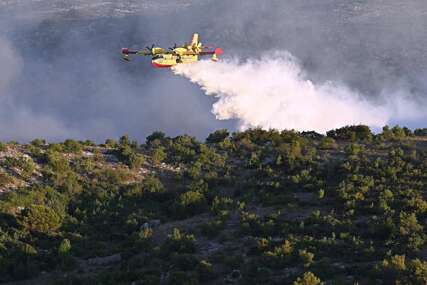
left=0, top=37, right=22, bottom=95
left=172, top=52, right=425, bottom=133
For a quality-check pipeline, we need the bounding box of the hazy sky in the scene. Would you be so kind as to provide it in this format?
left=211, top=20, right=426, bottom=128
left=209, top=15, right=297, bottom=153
left=0, top=0, right=426, bottom=142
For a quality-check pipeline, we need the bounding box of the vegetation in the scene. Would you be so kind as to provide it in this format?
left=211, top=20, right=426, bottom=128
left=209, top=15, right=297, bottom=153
left=0, top=125, right=426, bottom=284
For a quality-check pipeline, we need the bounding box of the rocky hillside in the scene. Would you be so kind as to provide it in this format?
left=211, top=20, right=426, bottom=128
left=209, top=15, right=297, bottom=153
left=0, top=126, right=426, bottom=284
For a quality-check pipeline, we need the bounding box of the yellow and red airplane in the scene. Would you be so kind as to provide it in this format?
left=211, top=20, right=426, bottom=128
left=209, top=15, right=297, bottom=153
left=121, top=33, right=223, bottom=68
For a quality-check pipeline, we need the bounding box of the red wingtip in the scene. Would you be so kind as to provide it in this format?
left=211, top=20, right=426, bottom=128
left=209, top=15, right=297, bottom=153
left=215, top=48, right=224, bottom=55
left=121, top=48, right=129, bottom=55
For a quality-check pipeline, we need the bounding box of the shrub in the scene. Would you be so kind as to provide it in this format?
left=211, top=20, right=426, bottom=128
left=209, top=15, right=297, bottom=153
left=179, top=191, right=205, bottom=208
left=0, top=172, right=13, bottom=186
left=299, top=250, right=315, bottom=267
left=116, top=145, right=145, bottom=169
left=197, top=260, right=215, bottom=281
left=146, top=131, right=166, bottom=146
left=58, top=239, right=71, bottom=257
left=4, top=156, right=35, bottom=178
left=318, top=137, right=337, bottom=150
left=162, top=228, right=196, bottom=254
left=327, top=125, right=373, bottom=141
left=128, top=152, right=145, bottom=169
left=175, top=190, right=207, bottom=217
left=206, top=129, right=230, bottom=144
left=143, top=176, right=165, bottom=193
left=414, top=128, right=427, bottom=136
left=63, top=139, right=82, bottom=153
left=152, top=146, right=167, bottom=164
left=31, top=139, right=46, bottom=147
left=0, top=141, right=6, bottom=151
left=293, top=272, right=323, bottom=285
left=391, top=125, right=406, bottom=139
left=21, top=204, right=62, bottom=234
left=104, top=138, right=118, bottom=148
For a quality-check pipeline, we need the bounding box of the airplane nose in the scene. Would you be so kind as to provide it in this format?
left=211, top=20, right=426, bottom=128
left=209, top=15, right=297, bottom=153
left=121, top=48, right=129, bottom=55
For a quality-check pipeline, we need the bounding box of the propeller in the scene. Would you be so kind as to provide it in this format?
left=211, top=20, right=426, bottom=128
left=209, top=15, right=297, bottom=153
left=168, top=43, right=178, bottom=51
left=145, top=44, right=155, bottom=52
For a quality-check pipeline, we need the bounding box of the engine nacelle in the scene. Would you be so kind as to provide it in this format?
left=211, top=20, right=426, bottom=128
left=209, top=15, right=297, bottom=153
left=151, top=47, right=166, bottom=55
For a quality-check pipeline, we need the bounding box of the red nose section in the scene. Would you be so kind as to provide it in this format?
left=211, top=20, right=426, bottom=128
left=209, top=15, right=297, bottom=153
left=121, top=48, right=129, bottom=55
left=151, top=61, right=174, bottom=68
left=215, top=48, right=224, bottom=55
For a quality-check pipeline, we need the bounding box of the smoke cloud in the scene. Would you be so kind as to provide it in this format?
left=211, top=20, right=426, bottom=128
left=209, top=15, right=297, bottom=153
left=173, top=52, right=425, bottom=133
left=0, top=0, right=426, bottom=142
left=0, top=37, right=22, bottom=95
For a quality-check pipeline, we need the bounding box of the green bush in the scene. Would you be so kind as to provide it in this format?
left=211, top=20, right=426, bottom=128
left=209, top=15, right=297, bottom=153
left=20, top=204, right=62, bottom=234
left=0, top=172, right=13, bottom=186
left=0, top=141, right=6, bottom=151
left=414, top=128, right=427, bottom=136
left=116, top=145, right=145, bottom=169
left=318, top=137, right=337, bottom=149
left=63, top=139, right=82, bottom=153
left=293, top=272, right=323, bottom=285
left=146, top=131, right=166, bottom=146
left=143, top=176, right=165, bottom=193
left=151, top=146, right=167, bottom=164
left=206, top=129, right=230, bottom=144
left=327, top=125, right=373, bottom=141
left=162, top=228, right=196, bottom=255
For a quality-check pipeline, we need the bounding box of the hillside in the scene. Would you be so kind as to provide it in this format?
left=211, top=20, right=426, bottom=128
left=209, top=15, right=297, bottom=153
left=0, top=126, right=426, bottom=284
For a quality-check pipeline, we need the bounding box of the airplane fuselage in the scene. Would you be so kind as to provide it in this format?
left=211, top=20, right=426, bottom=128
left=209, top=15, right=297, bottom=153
left=151, top=54, right=199, bottom=68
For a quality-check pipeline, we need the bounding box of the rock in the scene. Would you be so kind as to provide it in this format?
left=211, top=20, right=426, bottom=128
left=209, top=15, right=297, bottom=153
left=140, top=219, right=160, bottom=231
left=149, top=219, right=161, bottom=228
left=141, top=222, right=150, bottom=230
left=87, top=253, right=121, bottom=266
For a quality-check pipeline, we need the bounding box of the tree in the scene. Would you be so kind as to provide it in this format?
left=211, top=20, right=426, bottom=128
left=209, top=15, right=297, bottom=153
left=0, top=141, right=6, bottom=151
left=162, top=228, right=196, bottom=254
left=143, top=176, right=165, bottom=193
left=414, top=128, right=427, bottom=136
left=119, top=134, right=130, bottom=146
left=327, top=125, right=373, bottom=141
left=381, top=125, right=394, bottom=140
left=177, top=191, right=206, bottom=216
left=398, top=212, right=425, bottom=251
left=318, top=137, right=337, bottom=149
left=63, top=139, right=82, bottom=153
left=128, top=152, right=145, bottom=169
left=21, top=205, right=62, bottom=234
left=152, top=146, right=167, bottom=164
left=0, top=172, right=13, bottom=187
left=146, top=131, right=166, bottom=146
left=392, top=125, right=406, bottom=139
left=206, top=129, right=230, bottom=144
left=30, top=139, right=46, bottom=147
left=104, top=138, right=118, bottom=148
left=116, top=145, right=145, bottom=169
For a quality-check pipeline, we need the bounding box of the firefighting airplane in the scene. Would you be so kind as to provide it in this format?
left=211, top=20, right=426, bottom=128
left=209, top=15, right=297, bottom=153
left=121, top=33, right=223, bottom=68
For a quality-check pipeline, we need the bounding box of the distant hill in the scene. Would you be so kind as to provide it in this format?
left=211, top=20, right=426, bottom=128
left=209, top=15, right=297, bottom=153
left=0, top=126, right=426, bottom=284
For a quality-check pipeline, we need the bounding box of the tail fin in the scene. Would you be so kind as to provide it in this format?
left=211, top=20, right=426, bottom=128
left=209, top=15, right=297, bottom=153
left=191, top=33, right=199, bottom=46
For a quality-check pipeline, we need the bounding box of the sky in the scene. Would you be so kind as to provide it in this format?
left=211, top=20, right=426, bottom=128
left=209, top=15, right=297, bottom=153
left=0, top=0, right=426, bottom=142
